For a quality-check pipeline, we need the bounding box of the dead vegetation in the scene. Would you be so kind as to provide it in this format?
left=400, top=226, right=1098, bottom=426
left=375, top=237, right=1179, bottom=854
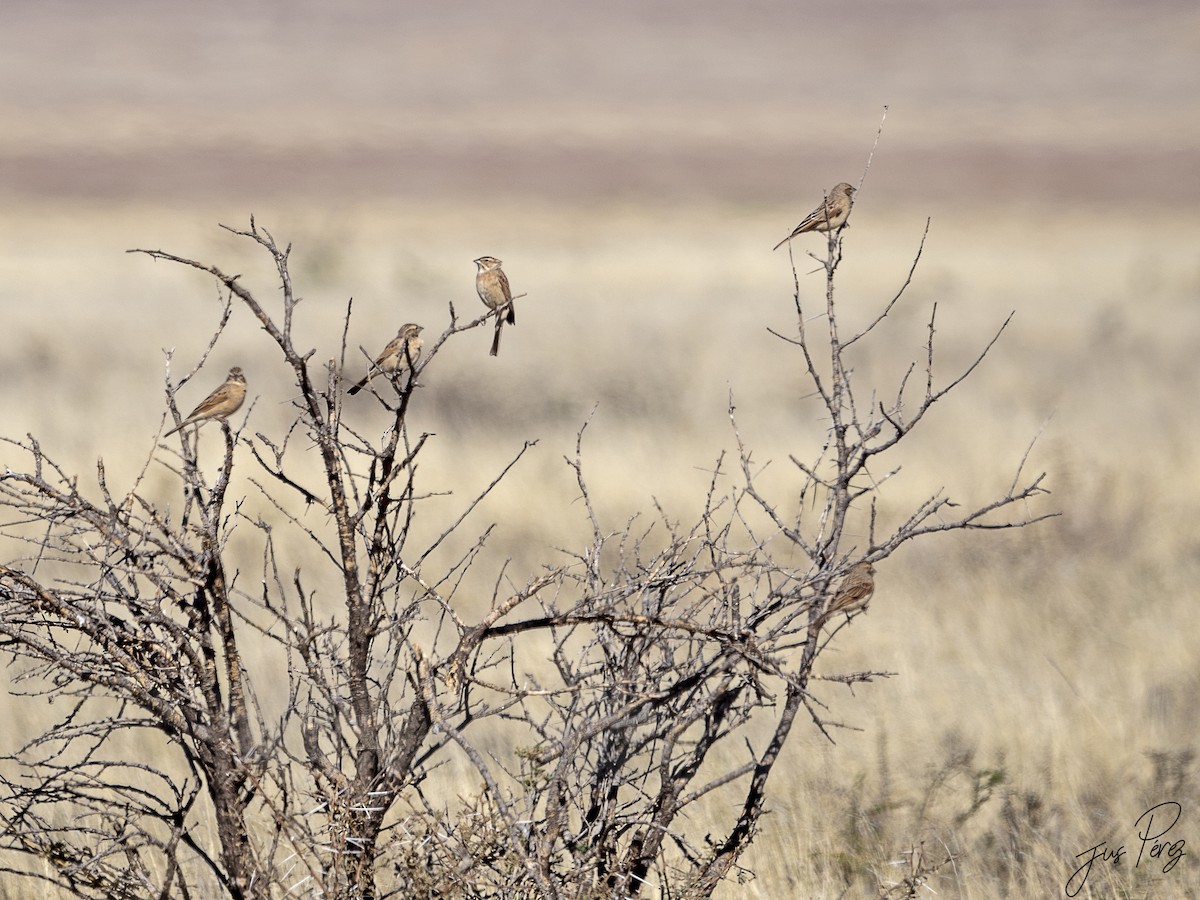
left=0, top=214, right=1050, bottom=898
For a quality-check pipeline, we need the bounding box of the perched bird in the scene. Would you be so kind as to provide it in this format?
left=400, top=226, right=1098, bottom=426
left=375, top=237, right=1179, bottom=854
left=474, top=256, right=516, bottom=357
left=820, top=561, right=876, bottom=625
left=347, top=323, right=424, bottom=396
left=773, top=182, right=856, bottom=251
left=165, top=367, right=246, bottom=436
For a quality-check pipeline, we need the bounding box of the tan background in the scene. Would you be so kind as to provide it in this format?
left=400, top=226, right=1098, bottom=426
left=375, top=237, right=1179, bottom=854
left=2, top=0, right=1199, bottom=895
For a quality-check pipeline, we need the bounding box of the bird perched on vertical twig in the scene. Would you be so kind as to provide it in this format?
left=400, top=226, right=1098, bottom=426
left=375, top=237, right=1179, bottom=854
left=347, top=323, right=424, bottom=395
left=165, top=367, right=246, bottom=436
left=773, top=182, right=856, bottom=251
left=819, top=561, right=876, bottom=626
left=474, top=256, right=516, bottom=357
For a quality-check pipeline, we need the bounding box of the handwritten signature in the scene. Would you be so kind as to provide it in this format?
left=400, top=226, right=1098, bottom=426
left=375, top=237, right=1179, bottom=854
left=1065, top=801, right=1186, bottom=896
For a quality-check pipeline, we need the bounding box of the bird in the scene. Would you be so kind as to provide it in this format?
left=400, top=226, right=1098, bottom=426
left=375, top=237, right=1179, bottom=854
left=474, top=256, right=516, bottom=357
left=820, top=561, right=875, bottom=626
left=165, top=367, right=246, bottom=436
left=347, top=323, right=424, bottom=396
left=772, top=182, right=856, bottom=251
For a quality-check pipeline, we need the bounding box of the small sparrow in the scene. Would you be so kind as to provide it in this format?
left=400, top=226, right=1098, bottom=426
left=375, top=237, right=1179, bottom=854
left=820, top=561, right=875, bottom=625
left=347, top=323, right=424, bottom=395
left=474, top=256, right=516, bottom=357
left=773, top=182, right=856, bottom=250
left=165, top=367, right=246, bottom=436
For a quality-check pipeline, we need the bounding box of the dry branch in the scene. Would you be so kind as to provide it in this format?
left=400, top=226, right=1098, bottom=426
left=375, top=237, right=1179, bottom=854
left=0, top=210, right=1053, bottom=899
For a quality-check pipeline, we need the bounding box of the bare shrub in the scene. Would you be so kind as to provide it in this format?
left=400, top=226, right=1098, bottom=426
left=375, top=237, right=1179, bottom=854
left=0, top=213, right=1051, bottom=898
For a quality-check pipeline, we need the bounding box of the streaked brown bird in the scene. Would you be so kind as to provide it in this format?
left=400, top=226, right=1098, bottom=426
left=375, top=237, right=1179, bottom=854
left=820, top=561, right=875, bottom=626
left=474, top=255, right=516, bottom=357
left=165, top=367, right=246, bottom=436
left=773, top=182, right=856, bottom=251
left=347, top=323, right=424, bottom=395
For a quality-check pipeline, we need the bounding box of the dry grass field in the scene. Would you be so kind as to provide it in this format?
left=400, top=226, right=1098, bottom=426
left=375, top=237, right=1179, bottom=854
left=2, top=1, right=1200, bottom=896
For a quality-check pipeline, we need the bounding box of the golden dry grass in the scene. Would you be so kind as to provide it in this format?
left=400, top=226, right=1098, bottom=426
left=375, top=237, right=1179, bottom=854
left=4, top=200, right=1198, bottom=898
left=3, top=1, right=1200, bottom=896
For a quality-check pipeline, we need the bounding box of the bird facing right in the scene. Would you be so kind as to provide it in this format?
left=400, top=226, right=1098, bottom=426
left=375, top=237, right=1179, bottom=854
left=773, top=182, right=856, bottom=251
left=165, top=367, right=247, bottom=436
left=474, top=256, right=516, bottom=357
left=347, top=323, right=424, bottom=395
left=820, top=561, right=876, bottom=625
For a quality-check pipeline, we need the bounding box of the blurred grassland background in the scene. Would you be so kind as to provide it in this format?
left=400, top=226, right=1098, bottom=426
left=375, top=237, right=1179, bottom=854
left=2, top=0, right=1200, bottom=895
